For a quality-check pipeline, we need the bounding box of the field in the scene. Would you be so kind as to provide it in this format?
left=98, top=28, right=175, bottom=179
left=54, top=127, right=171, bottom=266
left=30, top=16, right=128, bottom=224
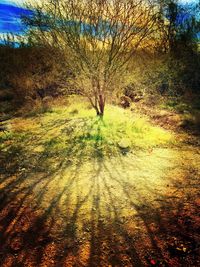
left=0, top=97, right=200, bottom=266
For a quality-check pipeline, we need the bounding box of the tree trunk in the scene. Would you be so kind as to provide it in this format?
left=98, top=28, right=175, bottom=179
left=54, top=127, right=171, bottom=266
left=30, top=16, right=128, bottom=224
left=97, top=93, right=105, bottom=117
left=87, top=90, right=105, bottom=117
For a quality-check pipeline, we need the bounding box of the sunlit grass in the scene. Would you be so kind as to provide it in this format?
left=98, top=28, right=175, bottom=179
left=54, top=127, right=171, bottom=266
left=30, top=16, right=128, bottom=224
left=42, top=98, right=175, bottom=158
left=0, top=97, right=175, bottom=159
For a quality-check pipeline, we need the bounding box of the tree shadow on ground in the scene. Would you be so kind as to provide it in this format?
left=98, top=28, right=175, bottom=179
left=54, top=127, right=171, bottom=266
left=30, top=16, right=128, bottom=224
left=0, top=117, right=199, bottom=266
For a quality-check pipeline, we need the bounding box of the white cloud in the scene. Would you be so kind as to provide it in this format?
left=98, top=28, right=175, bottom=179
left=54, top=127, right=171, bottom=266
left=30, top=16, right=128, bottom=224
left=0, top=0, right=23, bottom=5
left=179, top=0, right=199, bottom=3
left=0, top=0, right=39, bottom=6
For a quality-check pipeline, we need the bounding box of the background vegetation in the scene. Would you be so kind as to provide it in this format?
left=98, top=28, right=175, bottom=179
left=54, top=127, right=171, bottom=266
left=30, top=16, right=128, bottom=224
left=0, top=1, right=200, bottom=266
left=0, top=0, right=199, bottom=114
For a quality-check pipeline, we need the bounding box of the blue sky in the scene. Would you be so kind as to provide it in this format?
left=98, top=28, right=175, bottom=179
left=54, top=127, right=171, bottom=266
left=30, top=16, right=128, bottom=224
left=0, top=0, right=199, bottom=35
left=0, top=0, right=32, bottom=35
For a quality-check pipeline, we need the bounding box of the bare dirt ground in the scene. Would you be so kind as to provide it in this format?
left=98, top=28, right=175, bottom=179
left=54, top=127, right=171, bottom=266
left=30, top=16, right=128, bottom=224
left=0, top=106, right=200, bottom=267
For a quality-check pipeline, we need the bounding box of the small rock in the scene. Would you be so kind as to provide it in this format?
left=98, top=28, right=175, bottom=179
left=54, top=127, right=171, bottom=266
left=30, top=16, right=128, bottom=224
left=107, top=141, right=114, bottom=145
left=118, top=138, right=131, bottom=150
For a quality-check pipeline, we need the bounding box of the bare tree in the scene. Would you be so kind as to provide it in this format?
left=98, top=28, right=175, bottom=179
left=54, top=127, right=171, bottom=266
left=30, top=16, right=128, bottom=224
left=24, top=0, right=159, bottom=116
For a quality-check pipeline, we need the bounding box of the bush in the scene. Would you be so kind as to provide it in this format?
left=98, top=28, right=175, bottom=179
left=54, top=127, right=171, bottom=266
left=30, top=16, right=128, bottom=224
left=0, top=46, right=68, bottom=107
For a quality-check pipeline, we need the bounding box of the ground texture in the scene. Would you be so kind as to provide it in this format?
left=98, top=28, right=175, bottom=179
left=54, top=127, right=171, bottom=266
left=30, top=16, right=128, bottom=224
left=0, top=102, right=200, bottom=267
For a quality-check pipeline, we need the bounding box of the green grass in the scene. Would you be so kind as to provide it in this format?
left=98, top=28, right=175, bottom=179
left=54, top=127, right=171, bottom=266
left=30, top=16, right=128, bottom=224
left=0, top=97, right=175, bottom=160
left=41, top=99, right=174, bottom=157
